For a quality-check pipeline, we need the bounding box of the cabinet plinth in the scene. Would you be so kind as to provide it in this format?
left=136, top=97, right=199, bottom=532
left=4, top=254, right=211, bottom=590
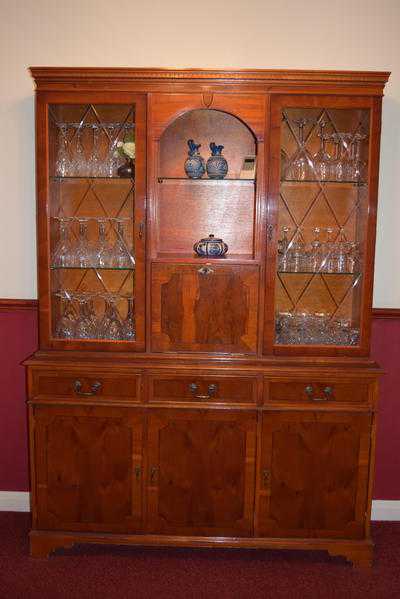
left=26, top=67, right=389, bottom=566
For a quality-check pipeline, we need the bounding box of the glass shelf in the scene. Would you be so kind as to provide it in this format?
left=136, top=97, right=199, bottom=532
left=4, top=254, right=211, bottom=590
left=281, top=178, right=366, bottom=186
left=278, top=270, right=359, bottom=276
left=157, top=177, right=255, bottom=184
left=50, top=266, right=135, bottom=271
left=51, top=176, right=134, bottom=181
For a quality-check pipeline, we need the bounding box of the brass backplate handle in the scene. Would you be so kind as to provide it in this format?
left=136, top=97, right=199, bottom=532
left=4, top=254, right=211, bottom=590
left=305, top=384, right=333, bottom=401
left=189, top=382, right=218, bottom=400
left=73, top=379, right=102, bottom=397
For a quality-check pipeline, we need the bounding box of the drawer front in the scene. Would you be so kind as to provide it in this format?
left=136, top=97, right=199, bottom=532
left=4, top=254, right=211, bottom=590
left=150, top=374, right=257, bottom=405
left=265, top=379, right=369, bottom=404
left=30, top=370, right=140, bottom=402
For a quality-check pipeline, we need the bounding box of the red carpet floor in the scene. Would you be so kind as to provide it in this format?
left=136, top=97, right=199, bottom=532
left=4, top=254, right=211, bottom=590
left=0, top=513, right=399, bottom=599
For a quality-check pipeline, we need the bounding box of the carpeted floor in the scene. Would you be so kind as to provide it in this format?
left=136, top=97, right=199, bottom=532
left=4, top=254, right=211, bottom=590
left=0, top=513, right=399, bottom=599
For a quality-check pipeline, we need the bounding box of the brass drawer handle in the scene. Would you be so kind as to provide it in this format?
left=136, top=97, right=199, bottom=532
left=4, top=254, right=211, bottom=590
left=198, top=266, right=214, bottom=276
left=305, top=385, right=333, bottom=401
left=73, top=379, right=102, bottom=397
left=189, top=383, right=218, bottom=400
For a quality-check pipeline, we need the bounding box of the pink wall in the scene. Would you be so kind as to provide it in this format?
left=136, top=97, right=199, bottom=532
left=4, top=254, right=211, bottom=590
left=0, top=307, right=398, bottom=499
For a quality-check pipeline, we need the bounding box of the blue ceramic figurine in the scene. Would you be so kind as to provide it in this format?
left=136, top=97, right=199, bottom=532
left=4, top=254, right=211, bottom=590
left=184, top=139, right=206, bottom=179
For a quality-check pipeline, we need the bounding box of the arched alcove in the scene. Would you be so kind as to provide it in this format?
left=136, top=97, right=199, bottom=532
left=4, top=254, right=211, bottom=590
left=159, top=109, right=256, bottom=179
left=155, top=109, right=257, bottom=257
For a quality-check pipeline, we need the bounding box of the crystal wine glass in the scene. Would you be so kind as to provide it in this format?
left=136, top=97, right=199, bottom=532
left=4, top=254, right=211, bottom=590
left=54, top=291, right=76, bottom=338
left=309, top=227, right=322, bottom=272
left=72, top=218, right=93, bottom=268
left=313, top=122, right=331, bottom=181
left=286, top=119, right=315, bottom=181
left=98, top=293, right=124, bottom=340
left=71, top=124, right=86, bottom=177
left=105, top=123, right=120, bottom=177
left=73, top=293, right=98, bottom=339
left=109, top=219, right=135, bottom=268
left=350, top=133, right=367, bottom=182
left=92, top=218, right=112, bottom=268
left=122, top=297, right=136, bottom=341
left=56, top=124, right=70, bottom=176
left=88, top=124, right=103, bottom=177
left=51, top=217, right=74, bottom=267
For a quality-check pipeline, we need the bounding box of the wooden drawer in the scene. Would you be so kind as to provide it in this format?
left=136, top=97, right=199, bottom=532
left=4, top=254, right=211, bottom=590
left=265, top=379, right=370, bottom=404
left=30, top=370, right=141, bottom=402
left=149, top=374, right=257, bottom=405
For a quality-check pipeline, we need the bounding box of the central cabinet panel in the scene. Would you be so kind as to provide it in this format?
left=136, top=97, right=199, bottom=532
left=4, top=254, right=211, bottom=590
left=151, top=263, right=259, bottom=353
left=146, top=409, right=257, bottom=536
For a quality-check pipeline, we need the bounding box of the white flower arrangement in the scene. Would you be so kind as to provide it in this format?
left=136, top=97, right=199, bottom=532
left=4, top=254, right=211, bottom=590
left=115, top=133, right=135, bottom=161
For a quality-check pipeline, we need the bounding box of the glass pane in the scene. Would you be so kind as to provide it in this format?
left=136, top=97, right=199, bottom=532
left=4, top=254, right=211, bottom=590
left=48, top=104, right=136, bottom=342
left=275, top=106, right=370, bottom=347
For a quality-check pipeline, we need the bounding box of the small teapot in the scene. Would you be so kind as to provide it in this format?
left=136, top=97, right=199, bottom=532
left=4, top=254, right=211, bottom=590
left=193, top=234, right=228, bottom=257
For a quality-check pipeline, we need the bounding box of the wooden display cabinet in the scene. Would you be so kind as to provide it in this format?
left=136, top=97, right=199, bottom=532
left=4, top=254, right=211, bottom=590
left=26, top=67, right=389, bottom=566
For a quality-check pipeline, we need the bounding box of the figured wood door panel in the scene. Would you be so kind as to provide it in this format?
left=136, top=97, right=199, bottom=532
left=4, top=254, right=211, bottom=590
left=257, top=411, right=371, bottom=539
left=33, top=405, right=143, bottom=532
left=151, top=264, right=259, bottom=353
left=147, top=409, right=257, bottom=536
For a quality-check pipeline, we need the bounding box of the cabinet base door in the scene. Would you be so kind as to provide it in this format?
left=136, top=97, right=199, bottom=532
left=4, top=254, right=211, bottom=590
left=257, top=411, right=371, bottom=539
left=147, top=409, right=257, bottom=536
left=33, top=405, right=144, bottom=533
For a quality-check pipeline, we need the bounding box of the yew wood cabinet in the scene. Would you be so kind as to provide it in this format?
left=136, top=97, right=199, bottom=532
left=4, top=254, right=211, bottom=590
left=25, top=67, right=389, bottom=566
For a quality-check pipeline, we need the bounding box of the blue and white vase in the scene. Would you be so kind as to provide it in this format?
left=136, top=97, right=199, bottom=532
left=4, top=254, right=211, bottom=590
left=206, top=142, right=228, bottom=179
left=184, top=139, right=206, bottom=179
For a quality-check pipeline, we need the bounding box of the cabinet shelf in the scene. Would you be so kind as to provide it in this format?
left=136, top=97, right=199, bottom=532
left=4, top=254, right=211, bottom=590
left=50, top=176, right=134, bottom=182
left=158, top=177, right=255, bottom=184
left=50, top=265, right=135, bottom=271
left=153, top=252, right=257, bottom=264
left=281, top=178, right=367, bottom=186
left=278, top=270, right=359, bottom=276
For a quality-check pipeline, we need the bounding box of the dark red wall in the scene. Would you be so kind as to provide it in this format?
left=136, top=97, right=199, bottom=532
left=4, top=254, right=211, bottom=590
left=0, top=307, right=398, bottom=498
left=0, top=308, right=37, bottom=491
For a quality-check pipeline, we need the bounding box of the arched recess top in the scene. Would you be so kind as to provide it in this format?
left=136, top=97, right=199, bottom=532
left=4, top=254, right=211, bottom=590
left=150, top=93, right=266, bottom=141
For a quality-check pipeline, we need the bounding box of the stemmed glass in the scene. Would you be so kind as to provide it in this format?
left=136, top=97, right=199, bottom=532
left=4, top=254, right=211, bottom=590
left=73, top=293, right=98, bottom=339
left=286, top=118, right=315, bottom=181
left=51, top=217, right=75, bottom=267
left=109, top=219, right=135, bottom=268
left=122, top=297, right=136, bottom=341
left=309, top=227, right=322, bottom=272
left=88, top=124, right=103, bottom=177
left=71, top=124, right=86, bottom=176
left=54, top=291, right=76, bottom=338
left=313, top=122, right=331, bottom=181
left=56, top=124, right=70, bottom=176
left=350, top=133, right=367, bottom=182
left=278, top=226, right=290, bottom=271
left=92, top=218, right=112, bottom=268
left=73, top=218, right=93, bottom=268
left=106, top=124, right=120, bottom=177
left=98, top=293, right=124, bottom=340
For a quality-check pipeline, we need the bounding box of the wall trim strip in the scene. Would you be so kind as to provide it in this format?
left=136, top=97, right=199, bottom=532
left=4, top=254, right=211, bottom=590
left=1, top=299, right=400, bottom=318
left=0, top=492, right=399, bottom=520
left=0, top=299, right=38, bottom=311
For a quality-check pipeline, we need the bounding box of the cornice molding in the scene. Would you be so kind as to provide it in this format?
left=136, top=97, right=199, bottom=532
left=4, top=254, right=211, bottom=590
left=29, top=67, right=390, bottom=88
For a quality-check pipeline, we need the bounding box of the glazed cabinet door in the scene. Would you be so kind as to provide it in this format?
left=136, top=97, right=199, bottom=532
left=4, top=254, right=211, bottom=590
left=265, top=94, right=382, bottom=356
left=32, top=405, right=144, bottom=533
left=257, top=411, right=371, bottom=539
left=151, top=263, right=259, bottom=353
left=36, top=92, right=146, bottom=351
left=147, top=409, right=257, bottom=536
